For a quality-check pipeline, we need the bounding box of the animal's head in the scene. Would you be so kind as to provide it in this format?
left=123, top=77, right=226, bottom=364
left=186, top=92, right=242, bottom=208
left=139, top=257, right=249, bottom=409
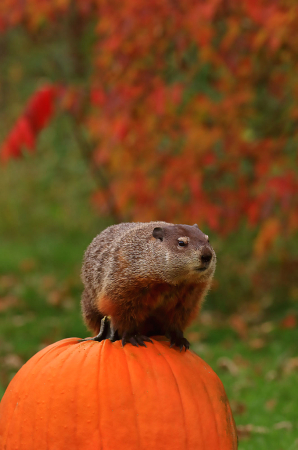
left=151, top=223, right=216, bottom=284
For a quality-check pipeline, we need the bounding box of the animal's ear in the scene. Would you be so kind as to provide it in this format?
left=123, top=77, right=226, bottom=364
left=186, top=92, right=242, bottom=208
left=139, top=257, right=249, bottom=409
left=153, top=227, right=164, bottom=241
left=193, top=224, right=199, bottom=228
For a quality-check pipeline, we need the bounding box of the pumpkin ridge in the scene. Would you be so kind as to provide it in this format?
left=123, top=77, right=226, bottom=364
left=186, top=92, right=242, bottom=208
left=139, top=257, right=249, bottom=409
left=73, top=342, right=95, bottom=450
left=45, top=357, right=57, bottom=450
left=176, top=353, right=206, bottom=450
left=44, top=342, right=86, bottom=449
left=3, top=394, right=18, bottom=450
left=35, top=343, right=83, bottom=449
left=2, top=345, right=49, bottom=447
left=122, top=344, right=142, bottom=450
left=3, top=341, right=75, bottom=449
left=186, top=353, right=215, bottom=450
left=29, top=343, right=82, bottom=448
left=96, top=340, right=105, bottom=450
left=183, top=351, right=211, bottom=450
left=153, top=341, right=188, bottom=450
left=194, top=359, right=221, bottom=450
left=135, top=340, right=164, bottom=437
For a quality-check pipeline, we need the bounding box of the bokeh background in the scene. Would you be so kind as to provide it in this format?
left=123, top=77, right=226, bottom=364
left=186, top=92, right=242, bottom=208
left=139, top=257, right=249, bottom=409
left=0, top=1, right=298, bottom=448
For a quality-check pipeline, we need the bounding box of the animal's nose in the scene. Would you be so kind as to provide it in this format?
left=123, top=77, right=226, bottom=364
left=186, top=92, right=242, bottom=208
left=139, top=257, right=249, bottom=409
left=200, top=247, right=213, bottom=265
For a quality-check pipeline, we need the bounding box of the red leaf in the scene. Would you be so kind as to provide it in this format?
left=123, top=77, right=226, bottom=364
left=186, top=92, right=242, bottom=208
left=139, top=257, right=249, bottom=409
left=16, top=118, right=35, bottom=151
left=90, top=88, right=106, bottom=107
left=152, top=85, right=166, bottom=115
left=26, top=85, right=57, bottom=132
left=281, top=314, right=297, bottom=329
left=1, top=118, right=35, bottom=162
left=1, top=85, right=57, bottom=162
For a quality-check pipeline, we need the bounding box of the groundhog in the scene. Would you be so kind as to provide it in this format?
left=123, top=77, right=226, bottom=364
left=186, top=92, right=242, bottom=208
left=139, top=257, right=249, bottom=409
left=81, top=221, right=216, bottom=350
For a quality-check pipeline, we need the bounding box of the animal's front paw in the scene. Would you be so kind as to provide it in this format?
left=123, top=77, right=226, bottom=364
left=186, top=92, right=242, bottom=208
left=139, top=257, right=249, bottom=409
left=121, top=331, right=153, bottom=348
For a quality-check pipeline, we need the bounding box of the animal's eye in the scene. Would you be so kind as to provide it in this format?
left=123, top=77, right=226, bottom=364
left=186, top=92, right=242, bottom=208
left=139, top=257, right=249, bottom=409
left=177, top=237, right=189, bottom=247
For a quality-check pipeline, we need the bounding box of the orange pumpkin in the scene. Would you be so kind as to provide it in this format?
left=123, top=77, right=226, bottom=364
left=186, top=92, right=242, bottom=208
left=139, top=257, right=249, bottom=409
left=0, top=337, right=237, bottom=450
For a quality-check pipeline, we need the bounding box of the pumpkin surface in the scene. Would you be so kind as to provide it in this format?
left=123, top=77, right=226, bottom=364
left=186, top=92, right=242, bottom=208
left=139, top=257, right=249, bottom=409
left=0, top=337, right=237, bottom=450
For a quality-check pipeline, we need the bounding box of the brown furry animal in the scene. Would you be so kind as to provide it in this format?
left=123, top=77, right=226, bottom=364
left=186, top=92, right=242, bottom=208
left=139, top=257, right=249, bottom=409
left=81, top=221, right=216, bottom=350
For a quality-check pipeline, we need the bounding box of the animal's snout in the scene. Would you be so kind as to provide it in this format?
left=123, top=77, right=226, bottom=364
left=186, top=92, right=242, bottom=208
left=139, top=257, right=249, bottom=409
left=200, top=247, right=213, bottom=265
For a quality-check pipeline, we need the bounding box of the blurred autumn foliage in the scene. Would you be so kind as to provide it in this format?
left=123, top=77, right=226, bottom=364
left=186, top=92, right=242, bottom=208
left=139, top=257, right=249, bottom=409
left=1, top=6, right=298, bottom=442
left=0, top=1, right=297, bottom=294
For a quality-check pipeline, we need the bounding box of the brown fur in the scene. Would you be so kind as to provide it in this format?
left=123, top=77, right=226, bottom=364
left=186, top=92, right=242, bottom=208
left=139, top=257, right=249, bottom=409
left=81, top=221, right=216, bottom=339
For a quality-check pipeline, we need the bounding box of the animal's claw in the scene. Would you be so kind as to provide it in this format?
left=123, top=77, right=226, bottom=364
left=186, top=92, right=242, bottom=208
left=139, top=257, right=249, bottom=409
left=121, top=332, right=153, bottom=348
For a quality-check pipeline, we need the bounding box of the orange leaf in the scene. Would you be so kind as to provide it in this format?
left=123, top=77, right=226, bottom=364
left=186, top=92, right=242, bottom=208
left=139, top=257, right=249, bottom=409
left=280, top=314, right=297, bottom=329
left=253, top=218, right=281, bottom=258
